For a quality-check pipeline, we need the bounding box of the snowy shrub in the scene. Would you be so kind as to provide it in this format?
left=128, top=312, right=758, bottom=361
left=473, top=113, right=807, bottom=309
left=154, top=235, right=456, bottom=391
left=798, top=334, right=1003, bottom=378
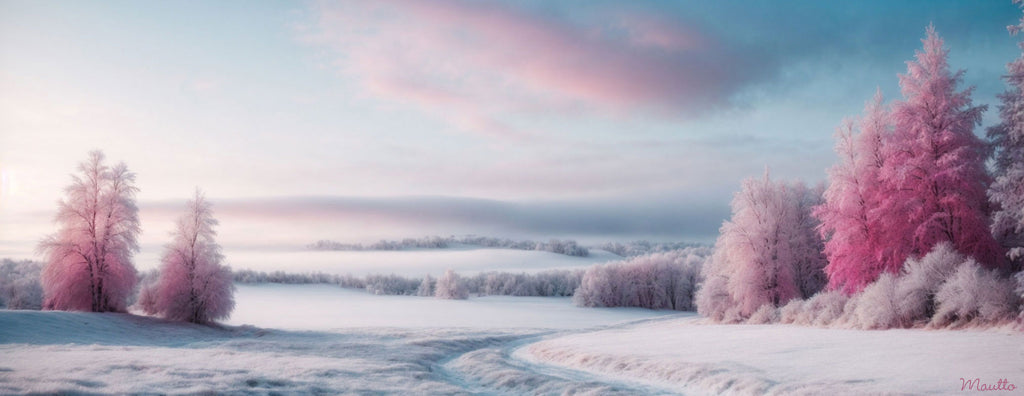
left=746, top=304, right=779, bottom=324
left=435, top=269, right=468, bottom=300
left=149, top=192, right=235, bottom=324
left=850, top=272, right=900, bottom=329
left=893, top=243, right=964, bottom=327
left=930, top=261, right=1019, bottom=327
left=574, top=249, right=707, bottom=311
left=416, top=274, right=435, bottom=297
left=800, top=290, right=849, bottom=326
left=0, top=259, right=43, bottom=310
left=778, top=298, right=805, bottom=324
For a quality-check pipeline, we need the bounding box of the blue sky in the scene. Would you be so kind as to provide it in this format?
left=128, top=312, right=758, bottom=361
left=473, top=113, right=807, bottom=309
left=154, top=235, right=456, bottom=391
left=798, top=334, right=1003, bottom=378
left=0, top=1, right=1020, bottom=254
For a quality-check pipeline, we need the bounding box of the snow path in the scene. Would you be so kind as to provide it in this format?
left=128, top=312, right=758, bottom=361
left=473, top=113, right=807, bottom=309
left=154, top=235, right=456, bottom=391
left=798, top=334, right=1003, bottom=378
left=521, top=315, right=1024, bottom=395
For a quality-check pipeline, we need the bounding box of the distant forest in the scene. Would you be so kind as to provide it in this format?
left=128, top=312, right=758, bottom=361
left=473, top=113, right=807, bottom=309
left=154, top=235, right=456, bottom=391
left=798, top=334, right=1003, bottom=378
left=307, top=235, right=706, bottom=258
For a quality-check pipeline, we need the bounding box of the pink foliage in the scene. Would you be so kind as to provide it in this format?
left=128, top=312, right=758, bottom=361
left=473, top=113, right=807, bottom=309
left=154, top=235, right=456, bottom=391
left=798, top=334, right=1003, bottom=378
left=816, top=91, right=891, bottom=293
left=879, top=26, right=1002, bottom=269
left=38, top=151, right=140, bottom=312
left=698, top=171, right=827, bottom=319
left=150, top=191, right=234, bottom=324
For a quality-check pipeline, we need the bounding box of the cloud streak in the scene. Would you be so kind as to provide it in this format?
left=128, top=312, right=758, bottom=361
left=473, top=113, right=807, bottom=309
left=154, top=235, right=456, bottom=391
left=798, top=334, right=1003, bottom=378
left=142, top=195, right=728, bottom=242
left=304, top=0, right=771, bottom=137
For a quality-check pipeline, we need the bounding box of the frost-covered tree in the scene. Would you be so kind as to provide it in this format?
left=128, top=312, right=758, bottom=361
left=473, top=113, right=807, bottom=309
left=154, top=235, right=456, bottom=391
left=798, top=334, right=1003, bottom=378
left=416, top=274, right=435, bottom=297
left=0, top=259, right=43, bottom=310
left=148, top=190, right=234, bottom=324
left=435, top=269, right=468, bottom=299
left=697, top=171, right=827, bottom=319
left=38, top=151, right=140, bottom=312
left=816, top=92, right=891, bottom=293
left=879, top=26, right=1001, bottom=269
left=791, top=182, right=828, bottom=297
left=989, top=1, right=1024, bottom=270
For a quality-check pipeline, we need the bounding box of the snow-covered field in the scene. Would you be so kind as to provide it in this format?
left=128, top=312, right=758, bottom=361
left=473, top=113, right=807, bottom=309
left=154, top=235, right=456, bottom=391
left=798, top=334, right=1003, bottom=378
left=0, top=284, right=678, bottom=395
left=228, top=284, right=671, bottom=330
left=3, top=282, right=1023, bottom=395
left=522, top=316, right=1024, bottom=395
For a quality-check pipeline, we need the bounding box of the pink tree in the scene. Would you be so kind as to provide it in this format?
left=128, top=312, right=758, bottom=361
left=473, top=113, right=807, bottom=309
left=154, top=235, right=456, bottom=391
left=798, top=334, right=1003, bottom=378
left=879, top=25, right=1002, bottom=269
left=148, top=190, right=234, bottom=324
left=698, top=170, right=826, bottom=318
left=989, top=1, right=1024, bottom=271
left=38, top=151, right=140, bottom=312
left=816, top=91, right=892, bottom=293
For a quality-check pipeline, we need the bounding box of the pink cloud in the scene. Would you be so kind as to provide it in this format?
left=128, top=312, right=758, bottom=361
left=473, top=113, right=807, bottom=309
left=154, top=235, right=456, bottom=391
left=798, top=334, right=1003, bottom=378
left=304, top=0, right=764, bottom=136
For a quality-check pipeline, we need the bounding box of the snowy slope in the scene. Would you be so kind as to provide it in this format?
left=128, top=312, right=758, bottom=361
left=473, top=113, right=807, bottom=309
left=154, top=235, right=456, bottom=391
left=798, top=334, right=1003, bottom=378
left=521, top=315, right=1024, bottom=395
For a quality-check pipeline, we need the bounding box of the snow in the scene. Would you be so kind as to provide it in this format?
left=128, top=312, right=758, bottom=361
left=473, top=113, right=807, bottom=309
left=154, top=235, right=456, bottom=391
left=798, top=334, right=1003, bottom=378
left=227, top=284, right=676, bottom=330
left=522, top=315, right=1024, bottom=395
left=0, top=285, right=679, bottom=395
left=0, top=310, right=520, bottom=394
left=4, top=278, right=1022, bottom=395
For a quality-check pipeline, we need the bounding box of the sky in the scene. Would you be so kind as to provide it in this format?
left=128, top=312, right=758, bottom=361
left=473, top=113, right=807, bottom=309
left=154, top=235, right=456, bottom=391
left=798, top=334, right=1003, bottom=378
left=0, top=1, right=1021, bottom=258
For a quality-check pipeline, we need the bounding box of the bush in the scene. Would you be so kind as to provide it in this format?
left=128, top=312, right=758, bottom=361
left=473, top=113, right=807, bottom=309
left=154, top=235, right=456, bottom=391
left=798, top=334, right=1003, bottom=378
left=575, top=248, right=708, bottom=311
left=747, top=304, right=779, bottom=324
left=931, top=261, right=1019, bottom=327
left=850, top=272, right=900, bottom=329
left=893, top=242, right=963, bottom=327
